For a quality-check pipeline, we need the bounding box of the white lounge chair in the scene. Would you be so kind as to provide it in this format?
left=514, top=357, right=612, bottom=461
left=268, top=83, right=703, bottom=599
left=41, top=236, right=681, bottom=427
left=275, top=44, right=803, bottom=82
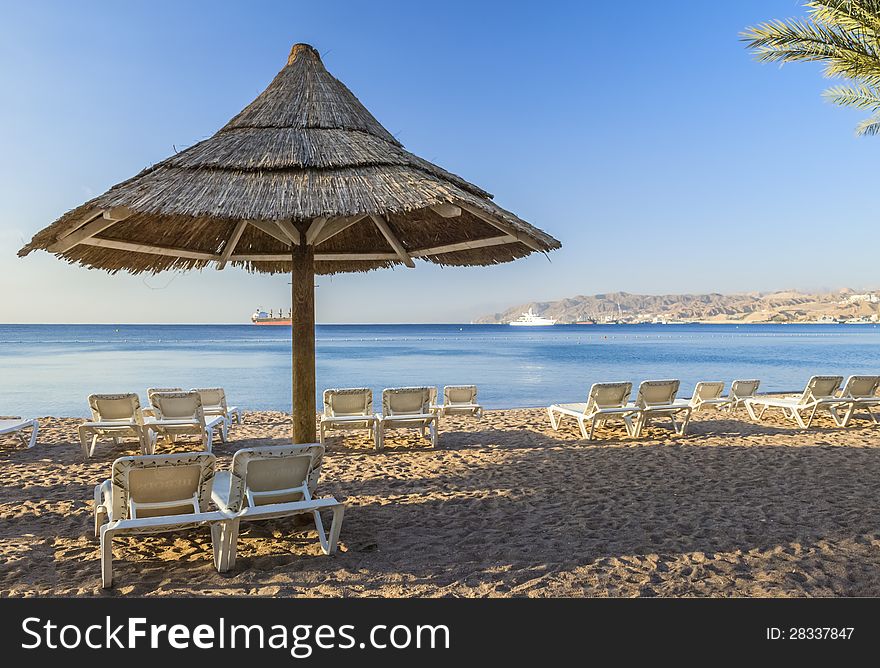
left=193, top=387, right=241, bottom=441
left=145, top=391, right=226, bottom=453
left=93, top=452, right=232, bottom=587
left=745, top=375, right=844, bottom=429
left=320, top=388, right=380, bottom=449
left=833, top=375, right=880, bottom=427
left=547, top=382, right=636, bottom=440
left=725, top=379, right=760, bottom=413
left=436, top=385, right=484, bottom=418
left=378, top=387, right=439, bottom=449
left=78, top=393, right=149, bottom=460
left=688, top=381, right=730, bottom=412
left=144, top=387, right=184, bottom=417
left=632, top=379, right=692, bottom=437
left=0, top=417, right=39, bottom=449
left=211, top=443, right=345, bottom=569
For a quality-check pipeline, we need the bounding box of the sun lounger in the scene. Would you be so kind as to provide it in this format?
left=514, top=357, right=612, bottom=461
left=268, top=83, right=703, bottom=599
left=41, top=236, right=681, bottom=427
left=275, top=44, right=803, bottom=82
left=725, top=379, right=760, bottom=413
left=435, top=385, right=484, bottom=418
left=832, top=375, right=880, bottom=427
left=93, top=452, right=232, bottom=587
left=320, top=388, right=380, bottom=449
left=744, top=375, right=844, bottom=428
left=548, top=382, right=636, bottom=440
left=144, top=391, right=226, bottom=453
left=378, top=387, right=439, bottom=449
left=211, top=443, right=345, bottom=569
left=632, top=379, right=692, bottom=437
left=193, top=387, right=241, bottom=441
left=688, top=381, right=730, bottom=412
left=144, top=387, right=184, bottom=417
left=0, top=417, right=39, bottom=449
left=78, top=393, right=149, bottom=460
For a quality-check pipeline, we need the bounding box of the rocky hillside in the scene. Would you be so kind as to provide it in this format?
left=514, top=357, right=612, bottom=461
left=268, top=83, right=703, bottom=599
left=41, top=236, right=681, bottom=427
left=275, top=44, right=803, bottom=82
left=475, top=289, right=880, bottom=324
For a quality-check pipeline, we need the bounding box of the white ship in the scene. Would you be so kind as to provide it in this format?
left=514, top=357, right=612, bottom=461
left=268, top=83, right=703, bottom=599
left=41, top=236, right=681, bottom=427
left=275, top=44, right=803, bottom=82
left=509, top=308, right=557, bottom=326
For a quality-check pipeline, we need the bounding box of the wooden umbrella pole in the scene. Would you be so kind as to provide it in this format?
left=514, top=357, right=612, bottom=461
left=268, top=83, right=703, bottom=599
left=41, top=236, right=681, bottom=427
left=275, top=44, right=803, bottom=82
left=291, top=242, right=317, bottom=443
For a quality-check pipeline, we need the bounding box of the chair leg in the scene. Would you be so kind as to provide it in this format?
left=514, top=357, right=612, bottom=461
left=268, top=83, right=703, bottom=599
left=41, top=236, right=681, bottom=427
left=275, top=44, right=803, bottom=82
left=679, top=410, right=692, bottom=436
left=319, top=423, right=325, bottom=446
left=327, top=505, right=345, bottom=554
left=430, top=422, right=438, bottom=448
left=576, top=417, right=589, bottom=440
left=78, top=427, right=89, bottom=460
left=94, top=508, right=107, bottom=539
left=587, top=418, right=597, bottom=441
left=100, top=527, right=115, bottom=588
left=211, top=521, right=236, bottom=572
left=21, top=421, right=38, bottom=448
left=89, top=435, right=99, bottom=458
left=313, top=509, right=329, bottom=554
left=374, top=423, right=384, bottom=451
left=547, top=408, right=560, bottom=430
left=841, top=403, right=857, bottom=427
left=205, top=429, right=213, bottom=453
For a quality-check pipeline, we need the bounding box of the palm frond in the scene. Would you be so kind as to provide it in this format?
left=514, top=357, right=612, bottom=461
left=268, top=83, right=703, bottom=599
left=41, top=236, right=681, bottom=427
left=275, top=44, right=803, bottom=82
left=855, top=112, right=880, bottom=133
left=743, top=18, right=880, bottom=82
left=808, top=0, right=880, bottom=36
left=744, top=1, right=880, bottom=136
left=822, top=83, right=880, bottom=109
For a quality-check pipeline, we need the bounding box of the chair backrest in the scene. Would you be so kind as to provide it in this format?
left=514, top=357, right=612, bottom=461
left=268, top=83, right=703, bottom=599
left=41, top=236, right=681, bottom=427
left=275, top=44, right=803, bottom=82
left=193, top=388, right=228, bottom=412
left=730, top=379, right=760, bottom=400
left=693, top=381, right=724, bottom=402
left=147, top=387, right=184, bottom=407
left=151, top=391, right=205, bottom=424
left=382, top=387, right=432, bottom=416
left=109, top=452, right=215, bottom=520
left=444, top=385, right=477, bottom=406
left=842, top=375, right=880, bottom=399
left=800, top=375, right=843, bottom=403
left=323, top=388, right=372, bottom=417
left=88, top=393, right=141, bottom=423
left=225, top=444, right=325, bottom=513
left=429, top=386, right=438, bottom=406
left=636, top=380, right=680, bottom=407
left=586, top=382, right=631, bottom=412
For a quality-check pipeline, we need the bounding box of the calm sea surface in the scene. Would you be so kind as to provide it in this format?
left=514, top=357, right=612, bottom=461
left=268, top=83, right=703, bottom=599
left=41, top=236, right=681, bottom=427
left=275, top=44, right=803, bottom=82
left=1, top=323, right=879, bottom=417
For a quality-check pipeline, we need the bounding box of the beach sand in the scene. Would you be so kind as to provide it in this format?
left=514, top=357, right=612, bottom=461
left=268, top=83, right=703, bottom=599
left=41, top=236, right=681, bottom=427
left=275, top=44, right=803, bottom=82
left=2, top=407, right=880, bottom=597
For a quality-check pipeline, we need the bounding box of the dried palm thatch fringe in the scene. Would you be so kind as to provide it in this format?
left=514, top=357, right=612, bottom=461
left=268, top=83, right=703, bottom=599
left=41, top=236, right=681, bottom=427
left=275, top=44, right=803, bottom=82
left=19, top=43, right=560, bottom=275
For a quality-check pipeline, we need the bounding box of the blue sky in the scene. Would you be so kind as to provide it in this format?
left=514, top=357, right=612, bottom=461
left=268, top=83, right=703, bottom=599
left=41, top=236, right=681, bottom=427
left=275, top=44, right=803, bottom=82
left=1, top=0, right=877, bottom=323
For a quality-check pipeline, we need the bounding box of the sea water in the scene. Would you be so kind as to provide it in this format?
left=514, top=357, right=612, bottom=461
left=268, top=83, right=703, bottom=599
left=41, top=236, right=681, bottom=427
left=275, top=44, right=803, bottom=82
left=0, top=323, right=878, bottom=416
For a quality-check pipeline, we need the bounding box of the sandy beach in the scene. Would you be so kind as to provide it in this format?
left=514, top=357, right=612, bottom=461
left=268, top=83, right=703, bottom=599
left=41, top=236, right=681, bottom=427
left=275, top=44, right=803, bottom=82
left=2, top=406, right=880, bottom=597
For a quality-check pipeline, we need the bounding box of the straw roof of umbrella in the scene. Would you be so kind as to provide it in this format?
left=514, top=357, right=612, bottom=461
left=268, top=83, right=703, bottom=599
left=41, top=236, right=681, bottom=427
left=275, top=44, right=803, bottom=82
left=19, top=43, right=560, bottom=274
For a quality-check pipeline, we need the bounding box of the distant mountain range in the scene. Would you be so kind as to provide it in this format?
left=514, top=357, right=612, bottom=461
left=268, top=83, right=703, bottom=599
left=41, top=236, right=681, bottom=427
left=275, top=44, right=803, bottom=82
left=474, top=289, right=880, bottom=325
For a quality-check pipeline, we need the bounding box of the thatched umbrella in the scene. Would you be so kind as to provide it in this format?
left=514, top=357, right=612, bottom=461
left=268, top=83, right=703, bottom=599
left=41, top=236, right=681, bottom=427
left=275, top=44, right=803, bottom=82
left=19, top=43, right=561, bottom=443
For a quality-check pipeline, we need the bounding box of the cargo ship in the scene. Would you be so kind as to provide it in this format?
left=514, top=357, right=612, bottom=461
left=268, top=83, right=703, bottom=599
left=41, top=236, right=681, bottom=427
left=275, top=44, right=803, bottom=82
left=251, top=307, right=292, bottom=326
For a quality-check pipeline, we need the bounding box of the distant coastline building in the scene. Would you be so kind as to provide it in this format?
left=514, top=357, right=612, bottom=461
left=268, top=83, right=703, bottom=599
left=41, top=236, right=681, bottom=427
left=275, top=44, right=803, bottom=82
left=842, top=293, right=879, bottom=304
